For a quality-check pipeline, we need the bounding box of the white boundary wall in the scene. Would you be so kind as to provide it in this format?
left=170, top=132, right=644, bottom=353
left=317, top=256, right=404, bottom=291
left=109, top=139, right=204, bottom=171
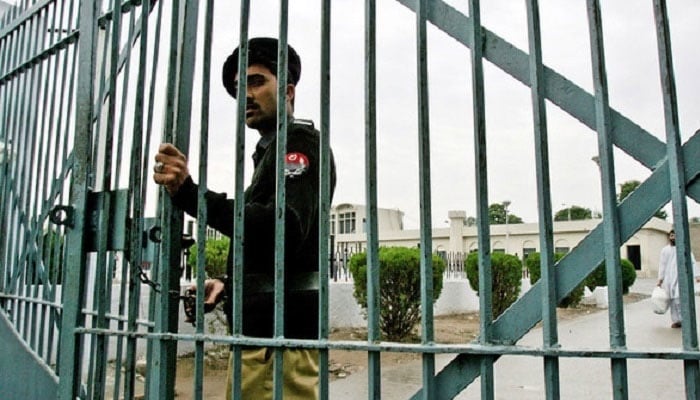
left=56, top=278, right=543, bottom=362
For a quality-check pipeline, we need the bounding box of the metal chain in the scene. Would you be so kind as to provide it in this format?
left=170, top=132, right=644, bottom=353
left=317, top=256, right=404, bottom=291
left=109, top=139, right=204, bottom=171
left=136, top=263, right=161, bottom=293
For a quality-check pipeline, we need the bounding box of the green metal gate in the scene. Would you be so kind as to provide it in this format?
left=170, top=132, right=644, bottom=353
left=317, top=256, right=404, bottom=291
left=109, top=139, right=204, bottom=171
left=0, top=0, right=698, bottom=399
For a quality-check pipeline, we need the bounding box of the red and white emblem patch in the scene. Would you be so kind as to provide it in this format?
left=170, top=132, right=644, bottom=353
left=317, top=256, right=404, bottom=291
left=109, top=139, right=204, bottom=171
left=284, top=152, right=310, bottom=177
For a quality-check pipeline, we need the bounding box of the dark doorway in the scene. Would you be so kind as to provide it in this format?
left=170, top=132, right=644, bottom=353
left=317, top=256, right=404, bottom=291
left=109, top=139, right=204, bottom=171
left=627, top=245, right=641, bottom=270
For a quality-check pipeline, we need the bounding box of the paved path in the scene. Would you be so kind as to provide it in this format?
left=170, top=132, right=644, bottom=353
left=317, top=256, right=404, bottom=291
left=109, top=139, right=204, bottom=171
left=330, top=278, right=700, bottom=399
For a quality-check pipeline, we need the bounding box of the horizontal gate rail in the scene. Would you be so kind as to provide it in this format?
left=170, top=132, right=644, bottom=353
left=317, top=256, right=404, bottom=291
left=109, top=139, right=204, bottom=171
left=68, top=327, right=700, bottom=361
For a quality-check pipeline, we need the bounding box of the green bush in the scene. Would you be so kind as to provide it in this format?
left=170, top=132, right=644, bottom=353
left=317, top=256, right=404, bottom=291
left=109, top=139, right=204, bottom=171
left=348, top=247, right=445, bottom=342
left=465, top=252, right=522, bottom=317
left=526, top=252, right=584, bottom=308
left=187, top=237, right=230, bottom=278
left=584, top=258, right=637, bottom=294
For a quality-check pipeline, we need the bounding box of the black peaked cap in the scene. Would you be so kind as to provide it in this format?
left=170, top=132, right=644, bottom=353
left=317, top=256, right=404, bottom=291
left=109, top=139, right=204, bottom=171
left=222, top=37, right=301, bottom=98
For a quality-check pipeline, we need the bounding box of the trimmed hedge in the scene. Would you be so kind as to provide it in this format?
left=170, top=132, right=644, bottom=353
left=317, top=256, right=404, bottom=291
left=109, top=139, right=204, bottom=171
left=584, top=258, right=637, bottom=294
left=526, top=252, right=585, bottom=308
left=465, top=252, right=522, bottom=317
left=348, top=247, right=445, bottom=342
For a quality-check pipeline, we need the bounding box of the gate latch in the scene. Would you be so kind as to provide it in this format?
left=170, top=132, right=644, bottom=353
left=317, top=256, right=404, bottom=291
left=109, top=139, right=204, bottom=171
left=49, top=205, right=75, bottom=228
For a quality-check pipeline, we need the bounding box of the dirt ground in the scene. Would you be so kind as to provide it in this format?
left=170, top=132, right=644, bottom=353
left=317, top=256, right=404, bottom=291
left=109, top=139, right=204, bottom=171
left=173, top=293, right=647, bottom=399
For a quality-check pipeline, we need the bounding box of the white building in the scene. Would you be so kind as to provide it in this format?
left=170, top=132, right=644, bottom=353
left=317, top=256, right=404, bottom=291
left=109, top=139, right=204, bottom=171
left=333, top=205, right=674, bottom=278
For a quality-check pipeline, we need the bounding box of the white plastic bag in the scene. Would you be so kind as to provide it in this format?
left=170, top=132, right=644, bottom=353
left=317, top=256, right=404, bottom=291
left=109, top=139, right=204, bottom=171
left=651, top=286, right=670, bottom=314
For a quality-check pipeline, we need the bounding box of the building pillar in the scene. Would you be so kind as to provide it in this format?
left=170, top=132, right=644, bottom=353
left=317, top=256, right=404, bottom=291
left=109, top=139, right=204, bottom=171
left=448, top=210, right=466, bottom=253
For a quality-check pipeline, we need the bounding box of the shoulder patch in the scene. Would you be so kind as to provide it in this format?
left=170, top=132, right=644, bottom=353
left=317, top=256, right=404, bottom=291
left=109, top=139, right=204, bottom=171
left=285, top=152, right=310, bottom=178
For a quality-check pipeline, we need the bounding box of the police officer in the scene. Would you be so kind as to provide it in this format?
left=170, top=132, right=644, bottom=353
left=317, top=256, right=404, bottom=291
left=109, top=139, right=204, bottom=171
left=153, top=37, right=336, bottom=399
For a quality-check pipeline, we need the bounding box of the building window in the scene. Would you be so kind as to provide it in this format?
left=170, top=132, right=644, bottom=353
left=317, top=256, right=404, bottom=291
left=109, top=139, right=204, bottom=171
left=555, top=247, right=570, bottom=254
left=339, top=212, right=356, bottom=234
left=330, top=214, right=336, bottom=234
left=522, top=247, right=536, bottom=263
left=493, top=248, right=505, bottom=254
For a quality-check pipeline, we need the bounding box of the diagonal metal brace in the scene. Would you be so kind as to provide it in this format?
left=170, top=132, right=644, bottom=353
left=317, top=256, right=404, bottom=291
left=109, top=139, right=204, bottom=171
left=411, top=133, right=700, bottom=399
left=395, top=0, right=667, bottom=173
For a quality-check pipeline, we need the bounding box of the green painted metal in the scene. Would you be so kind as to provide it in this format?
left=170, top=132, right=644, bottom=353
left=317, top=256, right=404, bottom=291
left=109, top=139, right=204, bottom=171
left=586, top=1, right=628, bottom=399
left=652, top=1, right=700, bottom=398
left=415, top=1, right=436, bottom=399
left=230, top=1, right=251, bottom=399
left=57, top=1, right=98, bottom=399
left=192, top=0, right=214, bottom=398
left=1, top=1, right=699, bottom=399
left=467, top=1, right=495, bottom=398
left=364, top=1, right=382, bottom=398
left=524, top=0, right=560, bottom=398
left=318, top=0, right=332, bottom=399
left=273, top=3, right=290, bottom=399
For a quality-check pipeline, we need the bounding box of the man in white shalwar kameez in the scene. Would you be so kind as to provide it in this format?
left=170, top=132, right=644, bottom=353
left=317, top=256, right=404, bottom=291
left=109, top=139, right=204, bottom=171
left=657, top=230, right=700, bottom=328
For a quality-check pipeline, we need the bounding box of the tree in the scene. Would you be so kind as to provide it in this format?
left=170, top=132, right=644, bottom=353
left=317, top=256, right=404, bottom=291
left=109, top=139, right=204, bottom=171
left=187, top=237, right=230, bottom=278
left=348, top=247, right=445, bottom=341
left=488, top=202, right=523, bottom=225
left=618, top=180, right=667, bottom=219
left=554, top=205, right=592, bottom=221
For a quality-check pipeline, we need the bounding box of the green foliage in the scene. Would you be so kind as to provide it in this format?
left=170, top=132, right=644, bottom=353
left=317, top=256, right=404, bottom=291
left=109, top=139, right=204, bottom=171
left=554, top=205, right=592, bottom=221
left=618, top=180, right=667, bottom=219
left=525, top=252, right=585, bottom=307
left=34, top=229, right=64, bottom=284
left=584, top=258, right=637, bottom=294
left=488, top=202, right=523, bottom=224
left=348, top=247, right=445, bottom=342
left=187, top=237, right=230, bottom=278
left=465, top=252, right=522, bottom=317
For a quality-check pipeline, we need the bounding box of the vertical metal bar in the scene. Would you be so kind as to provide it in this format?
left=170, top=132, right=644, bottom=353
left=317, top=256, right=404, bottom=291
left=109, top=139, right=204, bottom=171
left=363, top=0, right=381, bottom=398
left=107, top=15, right=140, bottom=396
left=273, top=2, right=290, bottom=397
left=150, top=0, right=200, bottom=397
left=19, top=0, right=39, bottom=341
left=58, top=0, right=99, bottom=397
left=29, top=3, right=53, bottom=356
left=13, top=7, right=29, bottom=340
left=415, top=0, right=435, bottom=398
left=142, top=1, right=166, bottom=392
left=468, top=0, right=494, bottom=398
left=524, top=0, right=560, bottom=398
left=35, top=0, right=61, bottom=361
left=586, top=1, right=629, bottom=399
left=3, top=27, right=22, bottom=302
left=5, top=22, right=25, bottom=322
left=114, top=7, right=137, bottom=189
left=318, top=0, right=332, bottom=398
left=47, top=0, right=79, bottom=368
left=231, top=2, right=251, bottom=398
left=194, top=1, right=214, bottom=399
left=118, top=0, right=150, bottom=399
left=0, top=29, right=9, bottom=293
left=652, top=1, right=700, bottom=398
left=91, top=0, right=124, bottom=397
left=28, top=4, right=51, bottom=350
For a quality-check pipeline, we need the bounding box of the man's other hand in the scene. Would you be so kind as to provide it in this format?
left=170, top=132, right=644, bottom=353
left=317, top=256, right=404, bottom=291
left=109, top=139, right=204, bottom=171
left=189, top=278, right=226, bottom=309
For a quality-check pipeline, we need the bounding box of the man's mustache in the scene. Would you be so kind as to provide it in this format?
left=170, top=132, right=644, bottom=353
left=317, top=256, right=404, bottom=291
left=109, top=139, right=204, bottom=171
left=246, top=100, right=259, bottom=110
